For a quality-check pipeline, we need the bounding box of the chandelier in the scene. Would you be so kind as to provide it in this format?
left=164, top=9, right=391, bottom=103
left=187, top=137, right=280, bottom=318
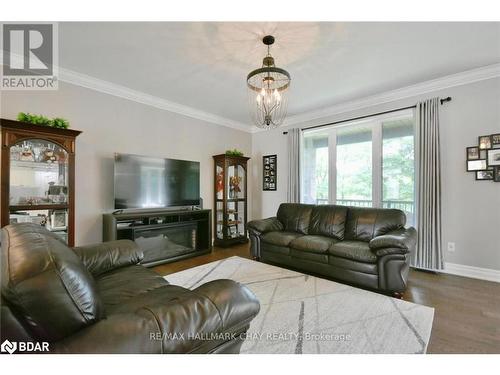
left=247, top=35, right=291, bottom=129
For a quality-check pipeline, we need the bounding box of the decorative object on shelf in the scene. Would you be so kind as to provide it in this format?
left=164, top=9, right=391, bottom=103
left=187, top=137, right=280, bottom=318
left=247, top=35, right=291, bottom=129
left=43, top=148, right=58, bottom=163
left=225, top=149, right=244, bottom=157
left=47, top=210, right=68, bottom=231
left=229, top=176, right=242, bottom=198
left=19, top=146, right=35, bottom=161
left=48, top=182, right=68, bottom=203
left=215, top=170, right=224, bottom=196
left=213, top=154, right=250, bottom=247
left=17, top=112, right=70, bottom=129
left=1, top=118, right=82, bottom=246
left=263, top=154, right=277, bottom=191
left=466, top=133, right=500, bottom=183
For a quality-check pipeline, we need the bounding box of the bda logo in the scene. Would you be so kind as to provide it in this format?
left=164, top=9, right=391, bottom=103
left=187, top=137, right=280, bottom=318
left=1, top=340, right=17, bottom=354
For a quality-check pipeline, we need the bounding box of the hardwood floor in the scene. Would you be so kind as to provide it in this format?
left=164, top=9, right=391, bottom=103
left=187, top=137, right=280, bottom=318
left=153, top=244, right=500, bottom=354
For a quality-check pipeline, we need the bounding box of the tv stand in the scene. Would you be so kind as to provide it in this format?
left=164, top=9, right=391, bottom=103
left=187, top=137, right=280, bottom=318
left=103, top=209, right=212, bottom=267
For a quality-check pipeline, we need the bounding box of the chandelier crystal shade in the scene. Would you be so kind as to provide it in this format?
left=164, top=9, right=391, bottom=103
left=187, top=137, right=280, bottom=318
left=247, top=35, right=291, bottom=129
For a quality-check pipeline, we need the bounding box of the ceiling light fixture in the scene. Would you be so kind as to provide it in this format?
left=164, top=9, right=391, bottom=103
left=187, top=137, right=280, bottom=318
left=247, top=35, right=291, bottom=129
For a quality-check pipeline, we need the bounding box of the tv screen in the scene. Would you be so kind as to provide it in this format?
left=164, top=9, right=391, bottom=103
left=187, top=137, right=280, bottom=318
left=114, top=153, right=200, bottom=209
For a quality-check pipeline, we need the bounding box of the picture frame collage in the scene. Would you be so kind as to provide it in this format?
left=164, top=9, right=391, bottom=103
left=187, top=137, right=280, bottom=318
left=466, top=133, right=500, bottom=182
left=263, top=154, right=277, bottom=191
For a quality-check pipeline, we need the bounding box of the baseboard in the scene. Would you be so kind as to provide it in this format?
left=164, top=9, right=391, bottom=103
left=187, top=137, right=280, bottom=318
left=442, top=262, right=500, bottom=283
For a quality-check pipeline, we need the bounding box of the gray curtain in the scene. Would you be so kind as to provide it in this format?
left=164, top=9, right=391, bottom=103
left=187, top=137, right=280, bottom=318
left=413, top=97, right=444, bottom=270
left=287, top=128, right=301, bottom=203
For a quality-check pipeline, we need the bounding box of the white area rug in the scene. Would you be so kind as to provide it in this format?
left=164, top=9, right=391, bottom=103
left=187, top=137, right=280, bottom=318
left=165, top=256, right=434, bottom=354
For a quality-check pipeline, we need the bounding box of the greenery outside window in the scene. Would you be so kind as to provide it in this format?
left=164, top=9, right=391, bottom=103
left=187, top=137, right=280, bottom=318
left=301, top=109, right=415, bottom=225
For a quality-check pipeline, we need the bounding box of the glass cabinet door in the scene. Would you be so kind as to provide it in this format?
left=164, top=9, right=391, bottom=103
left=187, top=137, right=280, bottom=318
left=215, top=159, right=224, bottom=240
left=9, top=139, right=70, bottom=243
left=225, top=159, right=245, bottom=239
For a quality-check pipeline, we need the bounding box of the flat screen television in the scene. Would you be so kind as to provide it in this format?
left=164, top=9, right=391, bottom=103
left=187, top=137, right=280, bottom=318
left=114, top=153, right=200, bottom=209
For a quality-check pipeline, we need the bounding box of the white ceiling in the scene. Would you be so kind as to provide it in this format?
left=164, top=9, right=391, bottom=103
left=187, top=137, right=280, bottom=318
left=59, top=22, right=500, bottom=127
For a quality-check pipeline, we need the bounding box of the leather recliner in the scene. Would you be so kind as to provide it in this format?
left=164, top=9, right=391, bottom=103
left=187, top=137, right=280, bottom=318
left=248, top=203, right=417, bottom=295
left=1, top=223, right=260, bottom=354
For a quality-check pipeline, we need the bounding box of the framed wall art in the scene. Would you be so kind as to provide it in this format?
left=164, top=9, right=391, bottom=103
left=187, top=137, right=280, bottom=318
left=491, top=133, right=500, bottom=148
left=476, top=170, right=494, bottom=181
left=478, top=135, right=492, bottom=150
left=263, top=154, right=277, bottom=191
left=466, top=133, right=500, bottom=183
left=467, top=159, right=487, bottom=171
left=466, top=146, right=479, bottom=160
left=494, top=166, right=500, bottom=182
left=487, top=148, right=500, bottom=167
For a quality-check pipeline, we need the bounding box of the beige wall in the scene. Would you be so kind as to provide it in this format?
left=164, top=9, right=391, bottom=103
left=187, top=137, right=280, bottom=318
left=1, top=77, right=499, bottom=271
left=0, top=82, right=252, bottom=245
left=252, top=77, right=500, bottom=271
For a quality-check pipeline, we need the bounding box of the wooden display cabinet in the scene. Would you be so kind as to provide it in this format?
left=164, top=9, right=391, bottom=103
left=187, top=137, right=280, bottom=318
left=213, top=154, right=250, bottom=247
left=1, top=119, right=81, bottom=246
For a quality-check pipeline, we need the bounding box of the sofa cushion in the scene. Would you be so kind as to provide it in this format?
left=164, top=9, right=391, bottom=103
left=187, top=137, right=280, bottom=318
left=289, top=235, right=338, bottom=254
left=309, top=205, right=348, bottom=240
left=290, top=249, right=328, bottom=264
left=345, top=207, right=406, bottom=242
left=261, top=231, right=303, bottom=247
left=276, top=203, right=314, bottom=234
left=328, top=241, right=378, bottom=263
left=1, top=224, right=104, bottom=342
left=261, top=243, right=291, bottom=256
left=328, top=256, right=378, bottom=275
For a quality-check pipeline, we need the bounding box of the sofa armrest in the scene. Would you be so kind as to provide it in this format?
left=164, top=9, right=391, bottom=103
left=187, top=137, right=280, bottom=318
left=247, top=217, right=283, bottom=234
left=369, top=227, right=417, bottom=256
left=72, top=240, right=143, bottom=276
left=192, top=279, right=260, bottom=332
left=51, top=279, right=260, bottom=354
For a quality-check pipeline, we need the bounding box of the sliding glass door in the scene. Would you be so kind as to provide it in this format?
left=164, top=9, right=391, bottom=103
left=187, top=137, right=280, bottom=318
left=336, top=124, right=373, bottom=207
left=381, top=117, right=415, bottom=225
left=301, top=110, right=415, bottom=225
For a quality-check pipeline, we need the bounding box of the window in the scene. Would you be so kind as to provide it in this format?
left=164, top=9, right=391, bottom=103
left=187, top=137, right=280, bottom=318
left=336, top=124, right=372, bottom=207
left=382, top=118, right=415, bottom=225
left=301, top=110, right=415, bottom=225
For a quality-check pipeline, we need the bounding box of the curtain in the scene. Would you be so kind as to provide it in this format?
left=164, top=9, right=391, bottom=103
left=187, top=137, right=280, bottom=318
left=413, top=97, right=444, bottom=270
left=287, top=128, right=301, bottom=203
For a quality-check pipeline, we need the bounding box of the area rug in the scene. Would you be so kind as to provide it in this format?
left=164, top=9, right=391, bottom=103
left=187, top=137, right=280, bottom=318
left=165, top=256, right=434, bottom=354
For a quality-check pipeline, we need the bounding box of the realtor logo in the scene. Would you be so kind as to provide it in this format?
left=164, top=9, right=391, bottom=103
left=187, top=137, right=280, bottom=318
left=1, top=340, right=17, bottom=354
left=1, top=23, right=58, bottom=90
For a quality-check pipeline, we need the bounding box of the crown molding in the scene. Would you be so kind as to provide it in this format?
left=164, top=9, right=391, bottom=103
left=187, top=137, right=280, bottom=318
left=3, top=49, right=499, bottom=135
left=273, top=63, right=500, bottom=130
left=58, top=68, right=253, bottom=132
left=1, top=50, right=252, bottom=132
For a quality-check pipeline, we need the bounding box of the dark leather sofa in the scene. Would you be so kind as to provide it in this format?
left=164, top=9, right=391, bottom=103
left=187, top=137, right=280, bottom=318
left=0, top=223, right=260, bottom=354
left=248, top=203, right=417, bottom=295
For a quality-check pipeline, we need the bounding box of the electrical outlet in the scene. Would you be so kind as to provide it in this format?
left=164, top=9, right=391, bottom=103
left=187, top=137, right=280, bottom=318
left=447, top=242, right=456, bottom=252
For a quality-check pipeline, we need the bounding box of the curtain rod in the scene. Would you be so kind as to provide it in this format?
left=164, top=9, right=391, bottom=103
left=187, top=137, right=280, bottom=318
left=282, top=96, right=452, bottom=134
